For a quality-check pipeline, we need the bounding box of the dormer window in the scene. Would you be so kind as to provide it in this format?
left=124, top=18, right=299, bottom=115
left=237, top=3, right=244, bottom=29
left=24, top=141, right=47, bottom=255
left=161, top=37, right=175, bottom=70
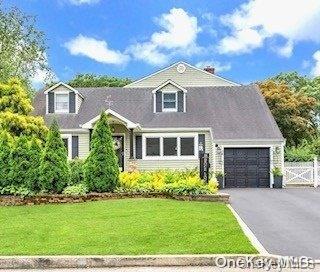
left=162, top=92, right=177, bottom=112
left=152, top=80, right=187, bottom=113
left=55, top=93, right=69, bottom=113
left=45, top=82, right=84, bottom=114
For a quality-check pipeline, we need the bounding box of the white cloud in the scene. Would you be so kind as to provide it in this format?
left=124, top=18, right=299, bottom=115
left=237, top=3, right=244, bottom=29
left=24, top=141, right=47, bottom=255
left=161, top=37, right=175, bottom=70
left=127, top=42, right=168, bottom=66
left=64, top=35, right=129, bottom=65
left=196, top=60, right=231, bottom=72
left=218, top=0, right=320, bottom=55
left=68, top=0, right=100, bottom=5
left=311, top=50, right=320, bottom=77
left=128, top=8, right=201, bottom=66
left=273, top=41, right=294, bottom=58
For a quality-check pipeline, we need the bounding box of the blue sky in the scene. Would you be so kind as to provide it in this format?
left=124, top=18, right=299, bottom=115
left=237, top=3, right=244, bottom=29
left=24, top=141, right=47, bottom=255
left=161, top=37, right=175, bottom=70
left=4, top=0, right=320, bottom=86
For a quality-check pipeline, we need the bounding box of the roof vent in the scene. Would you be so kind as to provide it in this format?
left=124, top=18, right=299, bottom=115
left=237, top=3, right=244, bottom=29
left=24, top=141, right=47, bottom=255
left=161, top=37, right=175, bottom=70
left=204, top=66, right=215, bottom=74
left=176, top=63, right=186, bottom=74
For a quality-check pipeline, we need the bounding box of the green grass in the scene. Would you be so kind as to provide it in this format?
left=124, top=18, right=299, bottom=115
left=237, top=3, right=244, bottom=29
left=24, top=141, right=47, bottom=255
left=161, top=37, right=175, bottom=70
left=0, top=198, right=257, bottom=255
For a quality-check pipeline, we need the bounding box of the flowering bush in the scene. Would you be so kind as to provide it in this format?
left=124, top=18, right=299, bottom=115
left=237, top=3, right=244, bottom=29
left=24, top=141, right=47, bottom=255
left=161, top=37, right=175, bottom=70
left=118, top=169, right=218, bottom=195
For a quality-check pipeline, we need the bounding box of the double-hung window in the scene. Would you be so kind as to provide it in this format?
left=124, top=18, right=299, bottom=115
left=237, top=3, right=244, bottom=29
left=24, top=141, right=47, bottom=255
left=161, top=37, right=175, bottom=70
left=162, top=92, right=177, bottom=112
left=55, top=93, right=69, bottom=113
left=143, top=134, right=197, bottom=159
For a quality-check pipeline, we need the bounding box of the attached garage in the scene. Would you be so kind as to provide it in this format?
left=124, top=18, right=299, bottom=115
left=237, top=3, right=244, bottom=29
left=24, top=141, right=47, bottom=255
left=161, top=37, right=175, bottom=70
left=224, top=148, right=270, bottom=188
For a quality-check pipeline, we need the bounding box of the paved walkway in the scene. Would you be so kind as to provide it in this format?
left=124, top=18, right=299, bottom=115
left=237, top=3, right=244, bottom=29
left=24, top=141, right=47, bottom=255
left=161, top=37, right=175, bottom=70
left=224, top=188, right=320, bottom=259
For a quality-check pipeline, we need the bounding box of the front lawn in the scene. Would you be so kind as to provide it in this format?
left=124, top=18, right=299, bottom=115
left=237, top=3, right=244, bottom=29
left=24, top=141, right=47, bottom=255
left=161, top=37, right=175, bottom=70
left=0, top=199, right=257, bottom=255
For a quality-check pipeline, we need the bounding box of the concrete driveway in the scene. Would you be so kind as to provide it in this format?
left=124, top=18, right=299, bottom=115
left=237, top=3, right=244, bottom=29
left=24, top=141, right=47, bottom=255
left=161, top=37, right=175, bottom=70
left=223, top=188, right=320, bottom=259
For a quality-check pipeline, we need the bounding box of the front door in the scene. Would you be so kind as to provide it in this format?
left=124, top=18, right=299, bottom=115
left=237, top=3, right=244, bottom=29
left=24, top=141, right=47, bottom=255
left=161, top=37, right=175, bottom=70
left=113, top=136, right=124, bottom=171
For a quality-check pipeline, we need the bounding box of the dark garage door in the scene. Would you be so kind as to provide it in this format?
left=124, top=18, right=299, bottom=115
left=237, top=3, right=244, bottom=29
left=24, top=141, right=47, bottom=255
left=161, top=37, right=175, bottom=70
left=224, top=148, right=270, bottom=188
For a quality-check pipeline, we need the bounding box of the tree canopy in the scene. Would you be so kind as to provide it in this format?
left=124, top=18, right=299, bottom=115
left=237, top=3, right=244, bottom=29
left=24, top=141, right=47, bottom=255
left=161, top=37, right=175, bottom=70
left=270, top=72, right=320, bottom=115
left=67, top=74, right=132, bottom=88
left=0, top=78, right=48, bottom=140
left=0, top=4, right=52, bottom=95
left=258, top=80, right=317, bottom=146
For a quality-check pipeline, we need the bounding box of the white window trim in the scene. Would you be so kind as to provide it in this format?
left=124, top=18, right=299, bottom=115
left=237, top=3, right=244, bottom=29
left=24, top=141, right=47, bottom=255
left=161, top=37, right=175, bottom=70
left=162, top=91, right=177, bottom=112
left=61, top=134, right=72, bottom=160
left=142, top=133, right=198, bottom=160
left=54, top=91, right=70, bottom=114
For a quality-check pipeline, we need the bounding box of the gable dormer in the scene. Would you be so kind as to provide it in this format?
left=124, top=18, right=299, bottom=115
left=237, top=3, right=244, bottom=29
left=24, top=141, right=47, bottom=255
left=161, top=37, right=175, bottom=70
left=152, top=80, right=187, bottom=113
left=44, top=82, right=84, bottom=114
left=125, top=61, right=239, bottom=88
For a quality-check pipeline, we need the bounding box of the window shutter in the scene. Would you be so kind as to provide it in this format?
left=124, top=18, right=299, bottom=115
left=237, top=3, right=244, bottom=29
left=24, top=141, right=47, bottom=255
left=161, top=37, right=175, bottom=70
left=48, top=92, right=55, bottom=113
left=135, top=135, right=142, bottom=159
left=178, top=91, right=184, bottom=112
left=156, top=91, right=162, bottom=112
left=72, top=136, right=79, bottom=159
left=198, top=134, right=205, bottom=157
left=69, top=92, right=76, bottom=113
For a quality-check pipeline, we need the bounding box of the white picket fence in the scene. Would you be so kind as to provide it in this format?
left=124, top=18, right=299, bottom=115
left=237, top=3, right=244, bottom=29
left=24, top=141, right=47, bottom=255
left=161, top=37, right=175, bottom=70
left=284, top=157, right=319, bottom=187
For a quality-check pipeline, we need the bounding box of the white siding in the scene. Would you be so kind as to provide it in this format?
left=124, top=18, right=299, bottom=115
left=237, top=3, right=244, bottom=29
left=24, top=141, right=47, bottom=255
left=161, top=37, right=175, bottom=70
left=125, top=63, right=237, bottom=88
left=53, top=86, right=71, bottom=92
left=76, top=95, right=83, bottom=112
left=78, top=133, right=90, bottom=159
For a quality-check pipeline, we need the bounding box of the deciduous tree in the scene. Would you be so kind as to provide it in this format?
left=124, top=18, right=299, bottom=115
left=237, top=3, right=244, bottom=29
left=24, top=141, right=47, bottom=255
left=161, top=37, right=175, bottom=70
left=67, top=74, right=132, bottom=88
left=0, top=4, right=52, bottom=95
left=270, top=72, right=320, bottom=115
left=258, top=80, right=317, bottom=146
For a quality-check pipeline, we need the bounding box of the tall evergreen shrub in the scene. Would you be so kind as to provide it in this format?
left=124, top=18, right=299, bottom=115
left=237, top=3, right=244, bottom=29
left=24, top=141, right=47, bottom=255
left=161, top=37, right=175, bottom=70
left=26, top=138, right=42, bottom=191
left=39, top=120, right=70, bottom=193
left=0, top=132, right=12, bottom=187
left=84, top=112, right=119, bottom=192
left=9, top=136, right=30, bottom=187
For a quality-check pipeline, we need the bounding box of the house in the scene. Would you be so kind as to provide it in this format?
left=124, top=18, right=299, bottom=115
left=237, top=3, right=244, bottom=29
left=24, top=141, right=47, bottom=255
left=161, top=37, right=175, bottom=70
left=33, top=61, right=285, bottom=188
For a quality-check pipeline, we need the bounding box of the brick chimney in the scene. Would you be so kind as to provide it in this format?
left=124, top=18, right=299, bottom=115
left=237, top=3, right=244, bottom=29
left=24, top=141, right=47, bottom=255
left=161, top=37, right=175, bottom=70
left=204, top=66, right=215, bottom=74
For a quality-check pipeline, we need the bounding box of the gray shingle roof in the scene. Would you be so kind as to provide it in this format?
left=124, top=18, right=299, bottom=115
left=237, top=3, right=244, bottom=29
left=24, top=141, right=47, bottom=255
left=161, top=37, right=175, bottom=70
left=32, top=85, right=284, bottom=140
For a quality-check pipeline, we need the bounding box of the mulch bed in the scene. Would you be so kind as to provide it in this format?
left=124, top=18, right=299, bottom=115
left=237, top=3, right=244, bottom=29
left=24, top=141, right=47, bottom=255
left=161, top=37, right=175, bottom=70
left=0, top=192, right=229, bottom=206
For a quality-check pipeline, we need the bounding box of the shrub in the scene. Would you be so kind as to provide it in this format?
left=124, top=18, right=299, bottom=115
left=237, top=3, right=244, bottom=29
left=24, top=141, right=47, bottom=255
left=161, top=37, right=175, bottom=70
left=0, top=132, right=12, bottom=188
left=69, top=158, right=85, bottom=185
left=0, top=185, right=33, bottom=197
left=272, top=167, right=283, bottom=177
left=26, top=138, right=42, bottom=192
left=63, top=184, right=88, bottom=196
left=39, top=120, right=70, bottom=193
left=285, top=144, right=315, bottom=162
left=9, top=136, right=31, bottom=187
left=118, top=169, right=218, bottom=195
left=84, top=112, right=119, bottom=192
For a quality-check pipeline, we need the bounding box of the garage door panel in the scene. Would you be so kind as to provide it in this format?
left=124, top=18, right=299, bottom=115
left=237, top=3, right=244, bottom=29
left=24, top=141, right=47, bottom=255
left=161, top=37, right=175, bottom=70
left=224, top=148, right=270, bottom=188
left=258, top=149, right=269, bottom=156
